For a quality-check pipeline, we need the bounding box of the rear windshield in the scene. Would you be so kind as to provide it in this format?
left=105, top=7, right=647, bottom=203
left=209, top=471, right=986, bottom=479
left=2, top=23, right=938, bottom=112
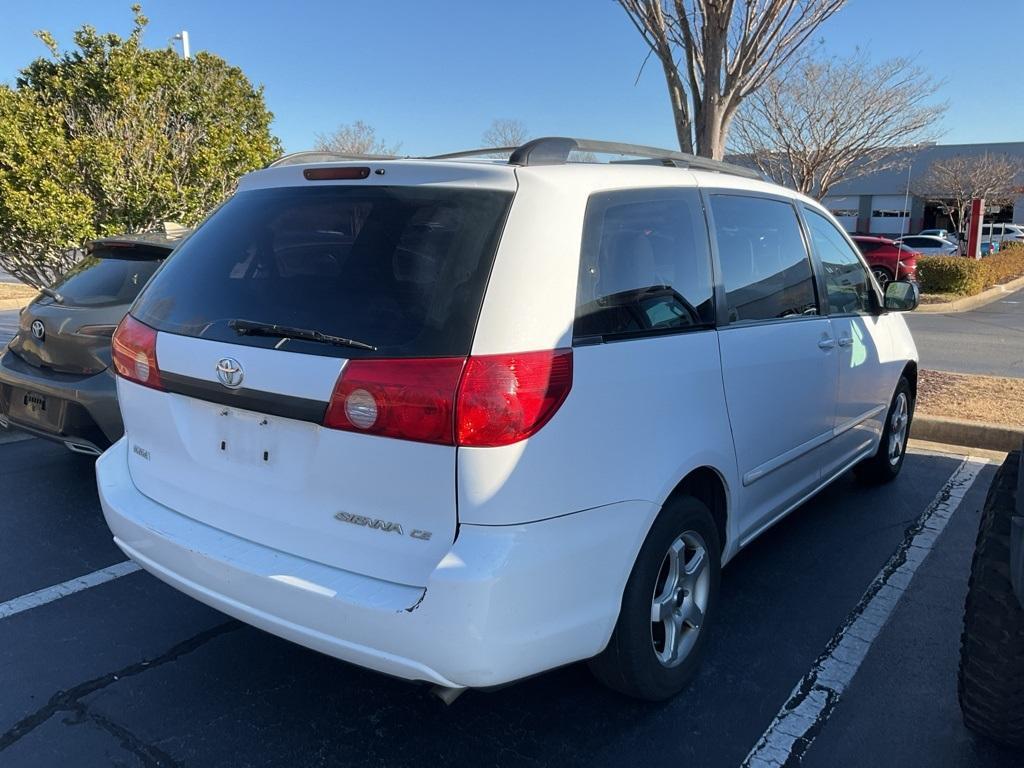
left=132, top=185, right=513, bottom=359
left=53, top=248, right=166, bottom=308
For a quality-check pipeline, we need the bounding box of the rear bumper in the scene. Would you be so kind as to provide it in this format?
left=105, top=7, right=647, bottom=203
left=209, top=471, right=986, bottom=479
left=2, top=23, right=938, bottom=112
left=97, top=438, right=657, bottom=688
left=0, top=349, right=120, bottom=451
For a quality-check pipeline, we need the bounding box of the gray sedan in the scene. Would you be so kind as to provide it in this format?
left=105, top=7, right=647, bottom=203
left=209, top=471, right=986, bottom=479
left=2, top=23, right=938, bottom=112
left=0, top=233, right=182, bottom=455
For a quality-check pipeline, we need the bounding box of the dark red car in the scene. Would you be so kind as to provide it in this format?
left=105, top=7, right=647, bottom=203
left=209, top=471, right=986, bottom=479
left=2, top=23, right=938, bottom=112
left=850, top=236, right=919, bottom=288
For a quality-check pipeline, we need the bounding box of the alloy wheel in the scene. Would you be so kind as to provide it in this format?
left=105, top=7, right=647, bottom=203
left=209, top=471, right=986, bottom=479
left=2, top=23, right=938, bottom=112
left=888, top=391, right=909, bottom=465
left=650, top=530, right=711, bottom=667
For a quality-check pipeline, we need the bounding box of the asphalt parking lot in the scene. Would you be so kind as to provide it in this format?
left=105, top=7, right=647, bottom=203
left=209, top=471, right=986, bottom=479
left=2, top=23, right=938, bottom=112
left=0, top=436, right=1018, bottom=768
left=906, top=286, right=1024, bottom=378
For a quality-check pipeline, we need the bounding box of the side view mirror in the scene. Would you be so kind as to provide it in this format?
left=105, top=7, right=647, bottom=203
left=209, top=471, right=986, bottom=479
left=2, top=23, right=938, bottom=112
left=883, top=280, right=920, bottom=312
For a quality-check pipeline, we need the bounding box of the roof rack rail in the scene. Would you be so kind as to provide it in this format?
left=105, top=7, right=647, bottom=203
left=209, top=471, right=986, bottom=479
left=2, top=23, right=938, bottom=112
left=268, top=150, right=400, bottom=168
left=428, top=146, right=518, bottom=160
left=270, top=140, right=762, bottom=181
left=505, top=137, right=762, bottom=180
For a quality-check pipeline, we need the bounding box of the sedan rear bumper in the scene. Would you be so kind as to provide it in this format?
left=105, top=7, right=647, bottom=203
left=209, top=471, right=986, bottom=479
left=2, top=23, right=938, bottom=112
left=0, top=349, right=120, bottom=451
left=97, top=438, right=658, bottom=688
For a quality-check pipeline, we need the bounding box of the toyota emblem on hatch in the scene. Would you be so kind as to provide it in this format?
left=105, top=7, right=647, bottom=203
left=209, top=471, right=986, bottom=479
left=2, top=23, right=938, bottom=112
left=30, top=320, right=45, bottom=341
left=215, top=357, right=244, bottom=389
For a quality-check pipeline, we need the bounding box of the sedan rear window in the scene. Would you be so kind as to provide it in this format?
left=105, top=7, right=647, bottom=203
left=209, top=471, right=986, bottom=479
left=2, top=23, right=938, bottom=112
left=132, top=186, right=513, bottom=358
left=52, top=248, right=166, bottom=308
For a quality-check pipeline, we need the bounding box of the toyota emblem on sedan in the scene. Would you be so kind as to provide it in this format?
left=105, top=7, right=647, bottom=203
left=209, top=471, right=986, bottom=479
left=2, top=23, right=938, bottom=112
left=216, top=358, right=244, bottom=389
left=30, top=320, right=45, bottom=341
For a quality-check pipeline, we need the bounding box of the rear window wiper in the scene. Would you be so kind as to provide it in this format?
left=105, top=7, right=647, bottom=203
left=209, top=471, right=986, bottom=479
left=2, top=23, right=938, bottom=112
left=40, top=287, right=64, bottom=304
left=228, top=319, right=377, bottom=352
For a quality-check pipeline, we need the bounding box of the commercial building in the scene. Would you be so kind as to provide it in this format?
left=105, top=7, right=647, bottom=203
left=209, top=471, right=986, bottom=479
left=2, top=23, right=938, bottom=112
left=819, top=142, right=1024, bottom=238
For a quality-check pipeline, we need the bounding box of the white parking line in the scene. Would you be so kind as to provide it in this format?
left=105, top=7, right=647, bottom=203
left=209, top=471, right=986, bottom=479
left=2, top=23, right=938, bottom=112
left=0, top=561, right=141, bottom=620
left=743, top=456, right=991, bottom=768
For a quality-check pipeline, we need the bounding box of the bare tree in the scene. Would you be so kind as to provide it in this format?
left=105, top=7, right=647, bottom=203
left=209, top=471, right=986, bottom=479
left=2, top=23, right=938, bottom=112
left=314, top=120, right=400, bottom=156
left=729, top=51, right=945, bottom=198
left=618, top=0, right=846, bottom=159
left=914, top=154, right=1024, bottom=235
left=482, top=118, right=529, bottom=148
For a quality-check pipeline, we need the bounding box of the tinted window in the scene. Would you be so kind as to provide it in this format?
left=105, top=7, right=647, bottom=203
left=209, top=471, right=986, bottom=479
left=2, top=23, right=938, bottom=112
left=53, top=248, right=166, bottom=308
left=854, top=239, right=880, bottom=253
left=902, top=237, right=927, bottom=247
left=574, top=188, right=713, bottom=341
left=805, top=208, right=873, bottom=315
left=133, top=186, right=512, bottom=359
left=711, top=195, right=817, bottom=323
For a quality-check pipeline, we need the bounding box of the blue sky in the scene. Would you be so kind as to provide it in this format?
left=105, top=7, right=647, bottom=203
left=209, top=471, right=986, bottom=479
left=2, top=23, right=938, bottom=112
left=2, top=1, right=1021, bottom=155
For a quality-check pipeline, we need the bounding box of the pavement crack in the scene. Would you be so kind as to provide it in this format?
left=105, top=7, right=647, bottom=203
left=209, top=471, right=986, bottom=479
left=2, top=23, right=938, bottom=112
left=0, top=620, right=240, bottom=754
left=76, top=701, right=182, bottom=768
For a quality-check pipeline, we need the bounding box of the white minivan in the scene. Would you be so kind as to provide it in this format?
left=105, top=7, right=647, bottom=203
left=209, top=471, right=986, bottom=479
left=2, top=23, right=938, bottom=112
left=97, top=138, right=920, bottom=701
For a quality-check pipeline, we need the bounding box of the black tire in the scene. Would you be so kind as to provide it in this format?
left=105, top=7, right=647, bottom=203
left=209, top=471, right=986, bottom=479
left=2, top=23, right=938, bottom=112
left=871, top=266, right=894, bottom=290
left=589, top=496, right=721, bottom=700
left=855, top=375, right=913, bottom=485
left=958, top=451, right=1024, bottom=748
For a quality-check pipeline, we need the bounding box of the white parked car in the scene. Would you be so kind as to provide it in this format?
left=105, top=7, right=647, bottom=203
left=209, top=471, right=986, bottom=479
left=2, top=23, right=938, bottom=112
left=97, top=138, right=920, bottom=701
left=897, top=234, right=959, bottom=256
left=982, top=223, right=1024, bottom=246
left=917, top=228, right=959, bottom=244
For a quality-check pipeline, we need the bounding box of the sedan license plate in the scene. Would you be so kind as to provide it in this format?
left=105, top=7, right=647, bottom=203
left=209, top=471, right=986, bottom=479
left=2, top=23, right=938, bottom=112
left=10, top=389, right=61, bottom=430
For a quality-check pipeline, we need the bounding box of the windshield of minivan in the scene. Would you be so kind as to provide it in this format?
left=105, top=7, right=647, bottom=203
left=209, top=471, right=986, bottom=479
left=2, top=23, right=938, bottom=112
left=131, top=185, right=513, bottom=358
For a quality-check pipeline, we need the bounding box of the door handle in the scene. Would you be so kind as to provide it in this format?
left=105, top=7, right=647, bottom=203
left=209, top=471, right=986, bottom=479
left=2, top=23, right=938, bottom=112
left=837, top=336, right=854, bottom=348
left=818, top=337, right=836, bottom=351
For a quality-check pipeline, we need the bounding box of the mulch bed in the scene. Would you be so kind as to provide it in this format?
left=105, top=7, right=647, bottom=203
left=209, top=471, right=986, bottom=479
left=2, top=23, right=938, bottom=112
left=918, top=369, right=1024, bottom=428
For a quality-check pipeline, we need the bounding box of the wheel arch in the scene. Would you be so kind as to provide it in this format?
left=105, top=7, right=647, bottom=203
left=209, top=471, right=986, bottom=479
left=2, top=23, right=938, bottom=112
left=902, top=360, right=918, bottom=402
left=664, top=466, right=730, bottom=557
left=871, top=264, right=895, bottom=279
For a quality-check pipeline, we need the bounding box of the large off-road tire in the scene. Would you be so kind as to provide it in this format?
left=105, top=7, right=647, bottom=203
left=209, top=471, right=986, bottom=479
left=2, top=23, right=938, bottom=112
left=958, top=451, right=1024, bottom=748
left=855, top=375, right=913, bottom=485
left=589, top=496, right=721, bottom=701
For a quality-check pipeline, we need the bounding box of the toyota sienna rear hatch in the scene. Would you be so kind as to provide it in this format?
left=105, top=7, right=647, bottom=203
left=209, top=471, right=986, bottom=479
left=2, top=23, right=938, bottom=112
left=115, top=165, right=515, bottom=587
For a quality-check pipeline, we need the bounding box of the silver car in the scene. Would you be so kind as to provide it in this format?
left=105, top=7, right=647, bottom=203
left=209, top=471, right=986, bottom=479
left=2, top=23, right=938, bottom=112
left=896, top=234, right=959, bottom=256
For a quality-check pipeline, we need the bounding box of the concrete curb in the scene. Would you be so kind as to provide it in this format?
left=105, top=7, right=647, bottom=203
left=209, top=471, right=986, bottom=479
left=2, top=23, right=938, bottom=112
left=917, top=274, right=1024, bottom=314
left=912, top=415, right=1024, bottom=453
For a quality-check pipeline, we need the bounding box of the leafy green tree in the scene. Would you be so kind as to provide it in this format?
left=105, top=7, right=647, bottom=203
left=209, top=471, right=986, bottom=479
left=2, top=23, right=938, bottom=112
left=0, top=87, right=95, bottom=287
left=0, top=5, right=281, bottom=287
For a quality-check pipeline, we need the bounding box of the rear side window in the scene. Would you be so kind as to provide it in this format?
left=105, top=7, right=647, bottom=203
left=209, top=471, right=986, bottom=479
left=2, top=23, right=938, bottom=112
left=854, top=240, right=879, bottom=253
left=53, top=248, right=165, bottom=308
left=574, top=187, right=714, bottom=342
left=133, top=186, right=513, bottom=359
left=710, top=195, right=818, bottom=324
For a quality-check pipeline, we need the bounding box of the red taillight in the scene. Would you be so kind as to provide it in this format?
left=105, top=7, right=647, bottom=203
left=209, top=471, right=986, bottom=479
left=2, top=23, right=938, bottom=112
left=111, top=315, right=162, bottom=389
left=324, top=358, right=465, bottom=445
left=456, top=349, right=573, bottom=447
left=323, top=349, right=573, bottom=447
